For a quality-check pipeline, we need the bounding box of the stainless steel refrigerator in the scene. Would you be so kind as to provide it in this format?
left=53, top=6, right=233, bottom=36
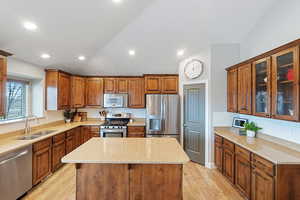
left=146, top=94, right=180, bottom=140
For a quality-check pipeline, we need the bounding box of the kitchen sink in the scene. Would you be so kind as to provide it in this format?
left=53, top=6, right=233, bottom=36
left=17, top=130, right=57, bottom=140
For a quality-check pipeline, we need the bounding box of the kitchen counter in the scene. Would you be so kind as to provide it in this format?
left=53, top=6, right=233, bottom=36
left=127, top=121, right=146, bottom=126
left=62, top=137, right=189, bottom=164
left=0, top=120, right=105, bottom=157
left=214, top=127, right=300, bottom=164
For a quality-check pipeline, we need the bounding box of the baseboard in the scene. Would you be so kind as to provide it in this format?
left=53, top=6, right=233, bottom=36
left=205, top=162, right=216, bottom=169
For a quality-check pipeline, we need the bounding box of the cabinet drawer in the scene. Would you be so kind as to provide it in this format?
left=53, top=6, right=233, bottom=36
left=215, top=134, right=223, bottom=144
left=90, top=126, right=100, bottom=132
left=128, top=132, right=145, bottom=138
left=33, top=138, right=52, bottom=152
left=53, top=132, right=66, bottom=143
left=66, top=129, right=75, bottom=137
left=235, top=145, right=250, bottom=161
left=128, top=126, right=145, bottom=133
left=223, top=139, right=234, bottom=151
left=252, top=154, right=275, bottom=176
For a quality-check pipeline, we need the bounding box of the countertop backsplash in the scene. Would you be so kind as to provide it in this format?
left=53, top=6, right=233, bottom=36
left=78, top=108, right=146, bottom=119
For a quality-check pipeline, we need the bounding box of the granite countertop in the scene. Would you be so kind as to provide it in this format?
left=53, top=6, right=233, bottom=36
left=127, top=121, right=146, bottom=126
left=62, top=138, right=190, bottom=164
left=214, top=127, right=300, bottom=164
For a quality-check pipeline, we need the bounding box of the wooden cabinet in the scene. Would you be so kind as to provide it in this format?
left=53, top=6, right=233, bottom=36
left=237, top=64, right=252, bottom=114
left=81, top=126, right=92, bottom=143
left=117, top=79, right=128, bottom=93
left=127, top=126, right=145, bottom=138
left=71, top=76, right=85, bottom=108
left=66, top=129, right=76, bottom=154
left=271, top=46, right=299, bottom=121
left=0, top=51, right=11, bottom=116
left=52, top=132, right=66, bottom=172
left=90, top=126, right=100, bottom=137
left=128, top=78, right=145, bottom=108
left=252, top=57, right=272, bottom=117
left=214, top=135, right=223, bottom=172
left=33, top=138, right=52, bottom=185
left=227, top=68, right=238, bottom=112
left=235, top=146, right=251, bottom=199
left=74, top=127, right=82, bottom=147
left=145, top=75, right=178, bottom=94
left=161, top=76, right=178, bottom=94
left=85, top=77, right=104, bottom=107
left=104, top=78, right=117, bottom=93
left=251, top=168, right=274, bottom=200
left=223, top=139, right=235, bottom=184
left=45, top=70, right=71, bottom=110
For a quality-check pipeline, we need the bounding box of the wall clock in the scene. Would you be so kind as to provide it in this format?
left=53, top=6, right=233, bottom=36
left=184, top=59, right=204, bottom=79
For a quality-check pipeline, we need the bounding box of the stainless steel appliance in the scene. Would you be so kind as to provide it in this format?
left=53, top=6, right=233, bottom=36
left=104, top=94, right=128, bottom=108
left=0, top=145, right=32, bottom=200
left=100, top=117, right=130, bottom=137
left=146, top=95, right=180, bottom=140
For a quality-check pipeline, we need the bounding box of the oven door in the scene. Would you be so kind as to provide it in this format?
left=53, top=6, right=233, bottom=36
left=101, top=129, right=125, bottom=137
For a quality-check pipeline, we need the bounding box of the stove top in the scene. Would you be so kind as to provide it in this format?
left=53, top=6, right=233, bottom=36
left=100, top=118, right=130, bottom=129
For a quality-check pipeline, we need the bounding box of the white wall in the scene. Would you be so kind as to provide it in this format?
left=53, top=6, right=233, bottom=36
left=240, top=0, right=300, bottom=60
left=237, top=0, right=300, bottom=144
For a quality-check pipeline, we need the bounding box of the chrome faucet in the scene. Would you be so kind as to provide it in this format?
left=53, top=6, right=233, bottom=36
left=24, top=115, right=39, bottom=135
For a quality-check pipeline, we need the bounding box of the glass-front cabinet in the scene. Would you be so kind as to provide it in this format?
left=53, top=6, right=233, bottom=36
left=271, top=46, right=299, bottom=121
left=252, top=57, right=271, bottom=117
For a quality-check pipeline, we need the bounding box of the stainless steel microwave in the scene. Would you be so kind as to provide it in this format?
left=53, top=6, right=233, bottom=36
left=103, top=94, right=128, bottom=108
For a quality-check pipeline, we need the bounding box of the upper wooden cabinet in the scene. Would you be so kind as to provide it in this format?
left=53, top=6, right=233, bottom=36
left=71, top=76, right=85, bottom=108
left=271, top=46, right=299, bottom=121
left=104, top=78, right=117, bottom=93
left=227, top=68, right=238, bottom=113
left=45, top=70, right=71, bottom=110
left=128, top=78, right=145, bottom=108
left=145, top=75, right=178, bottom=94
left=252, top=57, right=271, bottom=117
left=237, top=64, right=252, bottom=115
left=85, top=77, right=104, bottom=107
left=117, top=78, right=128, bottom=93
left=0, top=56, right=7, bottom=116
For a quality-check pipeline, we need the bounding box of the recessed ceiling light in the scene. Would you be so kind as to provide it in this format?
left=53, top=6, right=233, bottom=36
left=129, top=50, right=136, bottom=56
left=112, top=0, right=122, bottom=3
left=23, top=21, right=38, bottom=31
left=177, top=49, right=185, bottom=56
left=41, top=53, right=50, bottom=59
left=78, top=56, right=86, bottom=61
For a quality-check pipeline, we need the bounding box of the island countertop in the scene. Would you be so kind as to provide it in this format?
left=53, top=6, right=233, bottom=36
left=62, top=138, right=190, bottom=164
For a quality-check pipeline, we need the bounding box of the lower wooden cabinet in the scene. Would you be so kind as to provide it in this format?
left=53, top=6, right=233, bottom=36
left=66, top=130, right=76, bottom=154
left=90, top=126, right=100, bottom=137
left=251, top=168, right=274, bottom=200
left=32, top=138, right=52, bottom=185
left=81, top=126, right=92, bottom=143
left=127, top=126, right=145, bottom=138
left=214, top=135, right=223, bottom=172
left=74, top=127, right=82, bottom=148
left=223, top=139, right=235, bottom=184
left=52, top=132, right=66, bottom=172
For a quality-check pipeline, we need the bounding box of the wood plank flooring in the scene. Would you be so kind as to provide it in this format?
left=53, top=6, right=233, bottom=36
left=22, top=162, right=243, bottom=200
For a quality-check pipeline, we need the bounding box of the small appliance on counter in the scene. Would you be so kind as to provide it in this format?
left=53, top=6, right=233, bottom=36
left=232, top=117, right=248, bottom=135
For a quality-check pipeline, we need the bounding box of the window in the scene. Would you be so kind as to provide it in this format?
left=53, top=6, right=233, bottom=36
left=0, top=79, right=30, bottom=121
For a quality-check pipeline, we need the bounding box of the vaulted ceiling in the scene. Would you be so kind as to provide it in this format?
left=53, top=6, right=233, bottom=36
left=0, top=0, right=276, bottom=75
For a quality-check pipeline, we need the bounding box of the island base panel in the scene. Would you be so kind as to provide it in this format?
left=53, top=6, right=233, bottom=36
left=75, top=163, right=183, bottom=200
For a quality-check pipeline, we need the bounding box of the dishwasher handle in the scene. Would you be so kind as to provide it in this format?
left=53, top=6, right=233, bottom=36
left=0, top=150, right=29, bottom=166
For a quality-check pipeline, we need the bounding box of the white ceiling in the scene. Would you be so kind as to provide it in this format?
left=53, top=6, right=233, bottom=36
left=0, top=0, right=276, bottom=75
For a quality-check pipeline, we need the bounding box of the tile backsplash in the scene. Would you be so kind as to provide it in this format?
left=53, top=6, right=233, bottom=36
left=79, top=108, right=146, bottom=119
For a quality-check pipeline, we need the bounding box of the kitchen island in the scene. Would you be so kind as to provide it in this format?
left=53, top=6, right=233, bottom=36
left=62, top=137, right=189, bottom=200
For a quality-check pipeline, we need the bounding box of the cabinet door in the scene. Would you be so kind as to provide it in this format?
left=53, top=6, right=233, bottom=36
left=145, top=76, right=161, bottom=93
left=253, top=58, right=272, bottom=117
left=227, top=69, right=238, bottom=112
left=161, top=76, right=178, bottom=94
left=82, top=126, right=91, bottom=143
left=235, top=155, right=251, bottom=199
left=128, top=78, right=145, bottom=108
left=117, top=78, right=128, bottom=93
left=0, top=56, right=7, bottom=116
left=74, top=127, right=82, bottom=147
left=86, top=78, right=104, bottom=107
left=127, top=126, right=145, bottom=138
left=66, top=135, right=75, bottom=154
left=58, top=72, right=71, bottom=109
left=104, top=78, right=117, bottom=93
left=238, top=64, right=252, bottom=114
left=33, top=146, right=52, bottom=185
left=271, top=46, right=299, bottom=121
left=71, top=76, right=85, bottom=108
left=251, top=168, right=274, bottom=200
left=214, top=142, right=223, bottom=173
left=223, top=148, right=235, bottom=184
left=52, top=140, right=66, bottom=172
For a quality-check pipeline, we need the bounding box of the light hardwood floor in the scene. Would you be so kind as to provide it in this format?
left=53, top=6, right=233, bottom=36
left=22, top=162, right=243, bottom=200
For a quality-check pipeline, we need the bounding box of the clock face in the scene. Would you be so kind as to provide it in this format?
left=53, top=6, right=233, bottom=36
left=184, top=59, right=203, bottom=79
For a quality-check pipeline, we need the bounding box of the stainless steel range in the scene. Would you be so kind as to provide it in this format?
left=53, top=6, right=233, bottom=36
left=100, top=117, right=130, bottom=137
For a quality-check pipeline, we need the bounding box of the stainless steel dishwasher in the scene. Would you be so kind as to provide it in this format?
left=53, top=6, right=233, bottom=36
left=0, top=145, right=32, bottom=200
